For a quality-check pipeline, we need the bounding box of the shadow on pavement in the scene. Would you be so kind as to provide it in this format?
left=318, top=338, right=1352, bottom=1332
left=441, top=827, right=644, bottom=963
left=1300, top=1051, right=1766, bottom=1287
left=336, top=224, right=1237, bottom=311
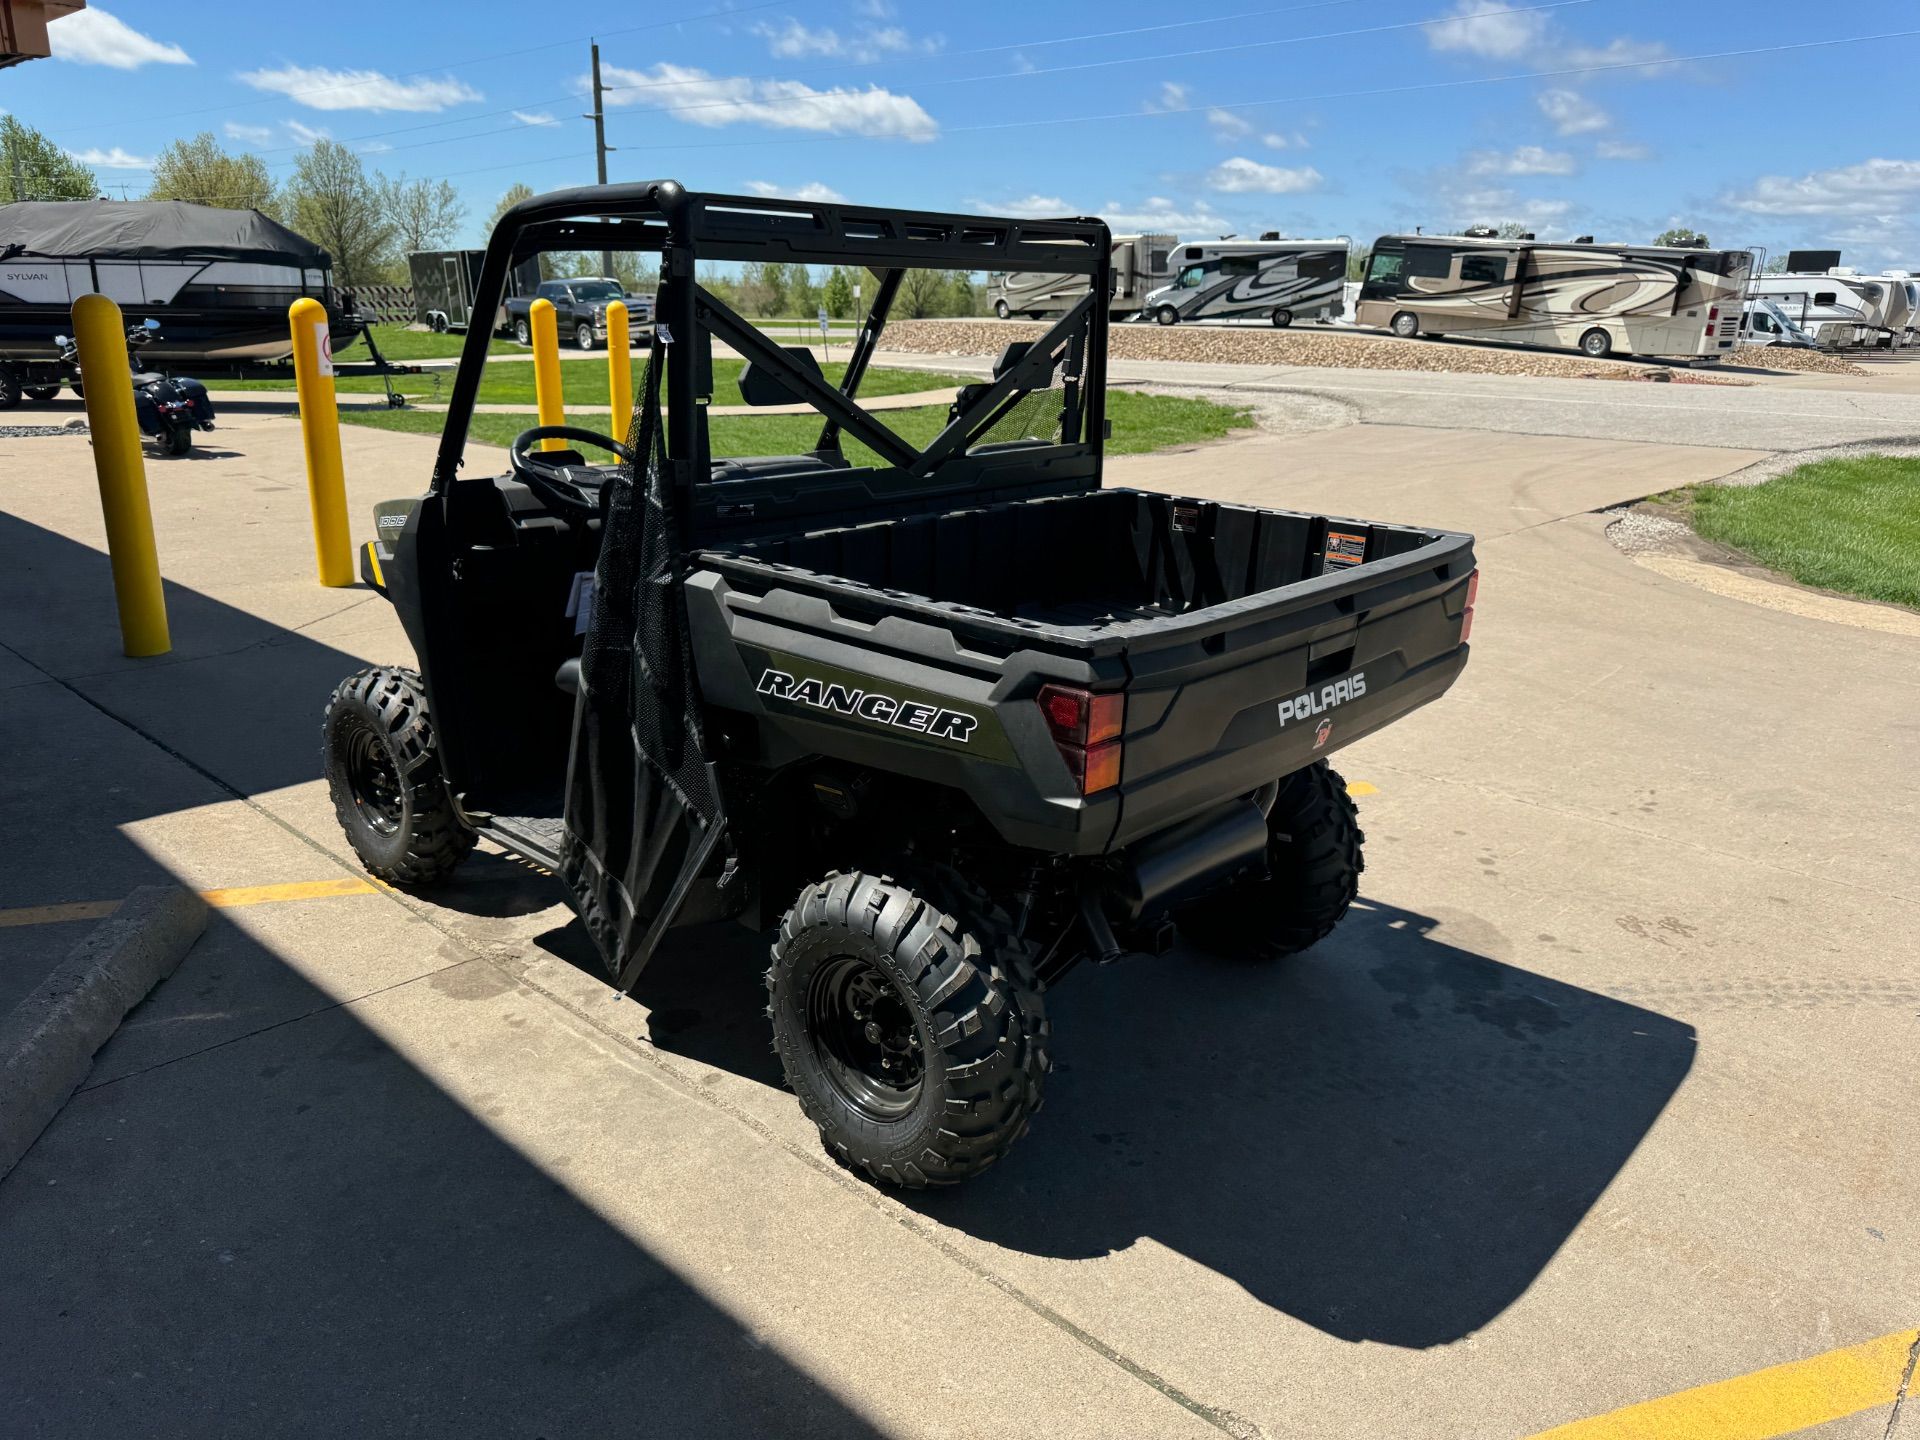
left=906, top=898, right=1695, bottom=1349
left=0, top=911, right=885, bottom=1439
left=0, top=516, right=883, bottom=1437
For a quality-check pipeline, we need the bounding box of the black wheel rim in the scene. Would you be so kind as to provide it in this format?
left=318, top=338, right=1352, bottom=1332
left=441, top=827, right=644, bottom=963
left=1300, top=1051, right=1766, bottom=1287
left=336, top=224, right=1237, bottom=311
left=806, top=955, right=924, bottom=1120
left=342, top=721, right=404, bottom=835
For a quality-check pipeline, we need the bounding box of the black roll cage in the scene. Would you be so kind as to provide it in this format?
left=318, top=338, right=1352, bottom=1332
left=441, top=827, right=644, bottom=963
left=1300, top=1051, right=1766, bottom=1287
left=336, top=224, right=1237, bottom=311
left=431, top=180, right=1114, bottom=544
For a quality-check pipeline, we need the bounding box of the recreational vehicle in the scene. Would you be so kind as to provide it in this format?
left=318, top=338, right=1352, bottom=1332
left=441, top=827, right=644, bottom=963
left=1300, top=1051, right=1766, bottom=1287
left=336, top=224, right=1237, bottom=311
left=1353, top=233, right=1751, bottom=359
left=1746, top=271, right=1884, bottom=349
left=989, top=232, right=1175, bottom=319
left=1139, top=238, right=1349, bottom=326
left=1737, top=297, right=1818, bottom=348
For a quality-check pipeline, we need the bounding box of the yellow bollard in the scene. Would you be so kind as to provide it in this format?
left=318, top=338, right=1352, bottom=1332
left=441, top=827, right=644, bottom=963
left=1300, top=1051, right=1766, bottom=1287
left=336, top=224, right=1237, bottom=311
left=605, top=299, right=631, bottom=441
left=530, top=297, right=565, bottom=451
left=72, top=294, right=170, bottom=657
left=289, top=298, right=352, bottom=587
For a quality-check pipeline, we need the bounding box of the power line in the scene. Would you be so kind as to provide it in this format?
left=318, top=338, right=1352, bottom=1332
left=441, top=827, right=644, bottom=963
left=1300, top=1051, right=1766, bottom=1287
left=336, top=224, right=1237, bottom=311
left=595, top=0, right=1602, bottom=127
left=47, top=0, right=809, bottom=139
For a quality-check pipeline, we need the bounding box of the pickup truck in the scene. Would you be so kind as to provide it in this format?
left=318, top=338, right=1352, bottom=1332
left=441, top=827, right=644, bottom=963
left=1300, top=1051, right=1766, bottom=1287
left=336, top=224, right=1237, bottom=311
left=323, top=183, right=1478, bottom=1189
left=502, top=276, right=651, bottom=349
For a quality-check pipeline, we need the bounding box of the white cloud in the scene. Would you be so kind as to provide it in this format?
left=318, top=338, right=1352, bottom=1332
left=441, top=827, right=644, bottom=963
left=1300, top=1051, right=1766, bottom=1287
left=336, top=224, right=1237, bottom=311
left=975, top=194, right=1073, bottom=217
left=1207, top=107, right=1253, bottom=140
left=224, top=121, right=275, bottom=147
left=1562, top=37, right=1676, bottom=72
left=744, top=180, right=849, bottom=203
left=1426, top=1, right=1547, bottom=61
left=1144, top=82, right=1190, bottom=113
left=48, top=8, right=190, bottom=68
left=359, top=141, right=393, bottom=154
left=600, top=62, right=937, bottom=141
left=1726, top=158, right=1920, bottom=217
left=286, top=120, right=332, bottom=146
left=1536, top=89, right=1610, bottom=135
left=1100, top=196, right=1232, bottom=233
left=1467, top=145, right=1576, bottom=177
left=754, top=19, right=931, bottom=62
left=238, top=65, right=481, bottom=114
left=1596, top=139, right=1649, bottom=161
left=1205, top=157, right=1324, bottom=195
left=1263, top=131, right=1309, bottom=150
left=512, top=110, right=560, bottom=128
left=66, top=146, right=154, bottom=169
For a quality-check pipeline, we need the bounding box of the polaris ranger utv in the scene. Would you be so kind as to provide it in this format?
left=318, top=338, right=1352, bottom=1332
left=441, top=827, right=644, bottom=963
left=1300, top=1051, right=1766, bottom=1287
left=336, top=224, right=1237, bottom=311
left=323, top=182, right=1478, bottom=1188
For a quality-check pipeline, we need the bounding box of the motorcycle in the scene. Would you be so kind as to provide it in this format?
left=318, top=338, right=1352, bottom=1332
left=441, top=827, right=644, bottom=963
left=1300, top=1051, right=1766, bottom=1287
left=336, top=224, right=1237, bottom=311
left=52, top=318, right=217, bottom=457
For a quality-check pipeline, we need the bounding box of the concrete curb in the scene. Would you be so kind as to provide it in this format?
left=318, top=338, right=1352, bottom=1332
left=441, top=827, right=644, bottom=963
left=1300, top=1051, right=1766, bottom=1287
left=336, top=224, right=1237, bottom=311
left=0, top=885, right=208, bottom=1178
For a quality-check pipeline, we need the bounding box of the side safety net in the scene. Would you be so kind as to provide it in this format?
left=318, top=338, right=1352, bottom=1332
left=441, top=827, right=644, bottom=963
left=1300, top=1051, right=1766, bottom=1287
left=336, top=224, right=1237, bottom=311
left=560, top=327, right=729, bottom=989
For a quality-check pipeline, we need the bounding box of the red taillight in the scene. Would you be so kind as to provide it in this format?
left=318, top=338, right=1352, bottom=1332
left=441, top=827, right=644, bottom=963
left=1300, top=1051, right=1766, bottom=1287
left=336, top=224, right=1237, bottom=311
left=1461, top=569, right=1479, bottom=642
left=1708, top=307, right=1719, bottom=320
left=1038, top=684, right=1124, bottom=793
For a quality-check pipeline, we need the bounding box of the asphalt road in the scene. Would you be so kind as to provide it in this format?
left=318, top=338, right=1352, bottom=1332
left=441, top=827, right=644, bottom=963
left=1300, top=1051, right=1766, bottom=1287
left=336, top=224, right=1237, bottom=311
left=1, top=393, right=1915, bottom=1438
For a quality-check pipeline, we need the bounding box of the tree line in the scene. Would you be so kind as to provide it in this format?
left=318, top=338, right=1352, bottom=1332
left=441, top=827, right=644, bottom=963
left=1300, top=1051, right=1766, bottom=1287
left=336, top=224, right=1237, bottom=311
left=3, top=117, right=462, bottom=288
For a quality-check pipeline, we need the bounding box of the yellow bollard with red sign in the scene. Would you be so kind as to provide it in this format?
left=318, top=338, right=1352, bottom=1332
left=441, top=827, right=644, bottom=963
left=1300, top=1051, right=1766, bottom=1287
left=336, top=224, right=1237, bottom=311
left=72, top=293, right=171, bottom=656
left=289, top=298, right=352, bottom=587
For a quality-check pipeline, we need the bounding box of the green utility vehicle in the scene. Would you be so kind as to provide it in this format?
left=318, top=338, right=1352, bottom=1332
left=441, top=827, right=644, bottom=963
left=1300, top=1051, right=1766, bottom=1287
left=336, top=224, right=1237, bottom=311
left=323, top=183, right=1478, bottom=1187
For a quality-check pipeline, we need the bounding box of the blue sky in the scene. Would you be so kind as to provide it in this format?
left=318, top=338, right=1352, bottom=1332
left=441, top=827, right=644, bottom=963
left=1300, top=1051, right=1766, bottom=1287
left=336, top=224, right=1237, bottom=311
left=10, top=0, right=1920, bottom=266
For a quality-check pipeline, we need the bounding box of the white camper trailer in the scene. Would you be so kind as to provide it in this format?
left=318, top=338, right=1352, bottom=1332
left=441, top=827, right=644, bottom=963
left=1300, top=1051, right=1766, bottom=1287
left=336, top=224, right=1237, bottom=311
left=1353, top=232, right=1750, bottom=359
left=989, top=233, right=1176, bottom=320
left=1138, top=238, right=1349, bottom=326
left=1746, top=272, right=1884, bottom=349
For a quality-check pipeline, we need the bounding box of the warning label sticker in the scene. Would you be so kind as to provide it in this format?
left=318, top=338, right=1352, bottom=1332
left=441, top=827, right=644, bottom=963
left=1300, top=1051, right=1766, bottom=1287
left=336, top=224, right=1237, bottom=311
left=1322, top=530, right=1368, bottom=572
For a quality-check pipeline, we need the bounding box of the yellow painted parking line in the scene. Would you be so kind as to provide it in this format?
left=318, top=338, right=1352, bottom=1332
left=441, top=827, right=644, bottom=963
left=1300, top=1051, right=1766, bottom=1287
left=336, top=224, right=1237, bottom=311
left=0, top=876, right=384, bottom=929
left=1527, top=1326, right=1919, bottom=1440
left=1346, top=780, right=1379, bottom=797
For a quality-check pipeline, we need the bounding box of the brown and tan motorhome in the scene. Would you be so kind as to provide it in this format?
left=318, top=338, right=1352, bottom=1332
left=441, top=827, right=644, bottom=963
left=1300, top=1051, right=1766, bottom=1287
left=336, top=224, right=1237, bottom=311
left=1354, top=233, right=1751, bottom=359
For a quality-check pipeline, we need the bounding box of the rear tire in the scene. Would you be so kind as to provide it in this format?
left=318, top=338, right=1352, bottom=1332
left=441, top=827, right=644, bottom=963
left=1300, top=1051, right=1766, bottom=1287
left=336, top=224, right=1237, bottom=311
left=1390, top=311, right=1419, bottom=339
left=0, top=374, right=19, bottom=410
left=769, top=869, right=1049, bottom=1189
left=163, top=422, right=193, bottom=457
left=24, top=385, right=61, bottom=403
left=1156, top=304, right=1179, bottom=326
left=1580, top=327, right=1614, bottom=358
left=514, top=318, right=531, bottom=346
left=1177, top=761, right=1364, bottom=959
left=1271, top=308, right=1294, bottom=328
left=323, top=666, right=475, bottom=886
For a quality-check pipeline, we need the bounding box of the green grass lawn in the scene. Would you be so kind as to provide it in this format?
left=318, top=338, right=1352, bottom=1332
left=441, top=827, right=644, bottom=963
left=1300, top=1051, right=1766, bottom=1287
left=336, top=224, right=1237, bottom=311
left=1687, top=455, right=1920, bottom=610
left=339, top=387, right=1254, bottom=461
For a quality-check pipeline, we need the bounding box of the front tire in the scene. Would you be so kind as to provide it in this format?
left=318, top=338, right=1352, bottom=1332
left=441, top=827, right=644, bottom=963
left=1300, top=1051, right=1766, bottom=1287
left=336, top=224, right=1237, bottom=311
left=1390, top=311, right=1420, bottom=339
left=1580, top=327, right=1614, bottom=358
left=323, top=666, right=475, bottom=886
left=0, top=374, right=19, bottom=410
left=994, top=299, right=1011, bottom=320
left=575, top=322, right=597, bottom=350
left=1178, top=761, right=1364, bottom=960
left=1156, top=304, right=1179, bottom=326
left=24, top=385, right=61, bottom=403
left=769, top=870, right=1049, bottom=1188
left=1271, top=308, right=1294, bottom=328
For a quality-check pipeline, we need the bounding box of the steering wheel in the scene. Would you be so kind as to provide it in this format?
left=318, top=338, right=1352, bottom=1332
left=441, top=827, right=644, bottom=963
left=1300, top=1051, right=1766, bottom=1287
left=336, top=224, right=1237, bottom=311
left=508, top=425, right=635, bottom=512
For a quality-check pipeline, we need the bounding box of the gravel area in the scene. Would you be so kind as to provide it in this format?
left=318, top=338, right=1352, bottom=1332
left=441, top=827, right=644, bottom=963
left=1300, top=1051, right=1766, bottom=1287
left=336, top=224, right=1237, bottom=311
left=889, top=319, right=1710, bottom=381
left=1726, top=344, right=1869, bottom=376
left=1709, top=439, right=1920, bottom=488
left=0, top=425, right=81, bottom=439
left=1604, top=508, right=1696, bottom=554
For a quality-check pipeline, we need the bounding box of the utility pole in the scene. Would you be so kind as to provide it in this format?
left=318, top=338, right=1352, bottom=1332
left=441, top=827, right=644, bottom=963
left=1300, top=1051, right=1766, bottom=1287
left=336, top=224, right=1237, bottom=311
left=587, top=40, right=615, bottom=279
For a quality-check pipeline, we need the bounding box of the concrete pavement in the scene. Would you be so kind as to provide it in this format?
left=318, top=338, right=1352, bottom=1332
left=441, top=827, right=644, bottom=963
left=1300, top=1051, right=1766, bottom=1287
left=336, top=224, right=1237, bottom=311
left=2, top=392, right=1916, bottom=1437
